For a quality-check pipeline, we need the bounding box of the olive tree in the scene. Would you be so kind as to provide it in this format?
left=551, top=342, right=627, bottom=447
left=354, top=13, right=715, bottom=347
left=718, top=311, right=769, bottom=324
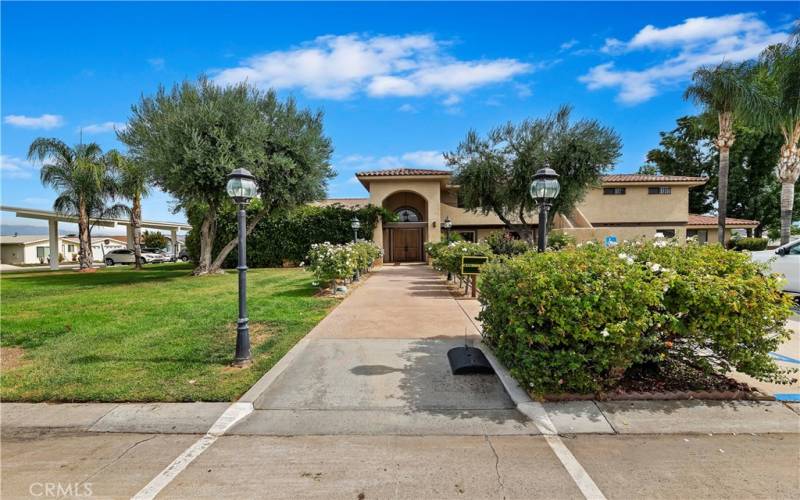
left=119, top=78, right=333, bottom=274
left=445, top=105, right=621, bottom=241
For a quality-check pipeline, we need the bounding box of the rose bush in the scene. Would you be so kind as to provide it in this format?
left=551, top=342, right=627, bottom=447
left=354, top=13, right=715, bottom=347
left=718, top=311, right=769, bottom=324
left=429, top=240, right=493, bottom=277
left=307, top=240, right=382, bottom=291
left=479, top=240, right=794, bottom=395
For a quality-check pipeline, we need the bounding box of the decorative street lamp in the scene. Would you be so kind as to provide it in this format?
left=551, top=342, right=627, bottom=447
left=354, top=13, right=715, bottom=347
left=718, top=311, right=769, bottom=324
left=442, top=216, right=453, bottom=281
left=529, top=167, right=560, bottom=253
left=351, top=216, right=361, bottom=282
left=351, top=216, right=361, bottom=242
left=226, top=167, right=258, bottom=366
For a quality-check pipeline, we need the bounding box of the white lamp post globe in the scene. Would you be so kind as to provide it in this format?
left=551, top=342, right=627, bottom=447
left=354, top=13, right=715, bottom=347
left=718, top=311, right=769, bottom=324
left=351, top=217, right=361, bottom=230
left=529, top=167, right=560, bottom=203
left=226, top=168, right=258, bottom=204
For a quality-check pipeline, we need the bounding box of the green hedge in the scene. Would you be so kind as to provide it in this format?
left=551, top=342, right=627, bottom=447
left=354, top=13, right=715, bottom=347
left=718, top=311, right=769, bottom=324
left=479, top=240, right=794, bottom=395
left=727, top=237, right=768, bottom=251
left=186, top=202, right=391, bottom=268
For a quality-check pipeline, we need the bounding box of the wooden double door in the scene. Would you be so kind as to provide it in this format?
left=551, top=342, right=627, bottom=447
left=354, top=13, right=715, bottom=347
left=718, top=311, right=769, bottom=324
left=391, top=228, right=423, bottom=262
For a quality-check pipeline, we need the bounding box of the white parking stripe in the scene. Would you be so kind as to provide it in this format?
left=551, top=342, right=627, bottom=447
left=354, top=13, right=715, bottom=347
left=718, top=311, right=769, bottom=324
left=544, top=434, right=607, bottom=500
left=132, top=402, right=253, bottom=500
left=454, top=295, right=607, bottom=500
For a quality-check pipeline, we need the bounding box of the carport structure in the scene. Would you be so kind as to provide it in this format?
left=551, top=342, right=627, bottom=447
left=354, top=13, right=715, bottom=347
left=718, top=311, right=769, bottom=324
left=0, top=205, right=191, bottom=270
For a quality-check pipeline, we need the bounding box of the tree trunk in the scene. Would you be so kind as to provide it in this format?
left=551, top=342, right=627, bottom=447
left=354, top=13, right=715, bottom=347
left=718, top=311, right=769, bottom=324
left=717, top=146, right=729, bottom=244
left=193, top=211, right=217, bottom=275
left=716, top=112, right=735, bottom=246
left=777, top=124, right=800, bottom=246
left=132, top=194, right=143, bottom=270
left=78, top=197, right=93, bottom=269
left=780, top=181, right=795, bottom=246
left=208, top=210, right=266, bottom=273
left=492, top=205, right=534, bottom=245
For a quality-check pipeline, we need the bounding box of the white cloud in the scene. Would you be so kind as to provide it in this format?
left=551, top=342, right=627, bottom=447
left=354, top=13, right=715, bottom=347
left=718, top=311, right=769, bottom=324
left=147, top=58, right=165, bottom=70
left=81, top=122, right=127, bottom=134
left=600, top=38, right=625, bottom=54
left=442, top=94, right=461, bottom=106
left=4, top=114, right=63, bottom=129
left=628, top=13, right=768, bottom=49
left=560, top=39, right=579, bottom=51
left=0, top=155, right=39, bottom=179
left=581, top=13, right=788, bottom=104
left=213, top=33, right=533, bottom=101
left=335, top=150, right=447, bottom=177
left=397, top=103, right=418, bottom=113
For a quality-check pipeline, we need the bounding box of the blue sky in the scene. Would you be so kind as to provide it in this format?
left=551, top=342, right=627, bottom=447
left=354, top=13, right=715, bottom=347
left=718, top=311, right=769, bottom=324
left=1, top=2, right=796, bottom=232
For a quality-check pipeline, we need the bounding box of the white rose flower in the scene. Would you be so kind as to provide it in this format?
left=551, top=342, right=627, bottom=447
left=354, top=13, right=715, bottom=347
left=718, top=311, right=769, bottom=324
left=601, top=328, right=610, bottom=338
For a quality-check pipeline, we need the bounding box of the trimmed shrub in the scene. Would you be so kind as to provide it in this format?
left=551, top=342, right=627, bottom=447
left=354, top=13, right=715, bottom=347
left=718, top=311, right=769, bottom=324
left=479, top=240, right=793, bottom=395
left=306, top=240, right=382, bottom=290
left=431, top=240, right=493, bottom=277
left=485, top=231, right=530, bottom=256
left=727, top=237, right=768, bottom=251
left=547, top=231, right=576, bottom=250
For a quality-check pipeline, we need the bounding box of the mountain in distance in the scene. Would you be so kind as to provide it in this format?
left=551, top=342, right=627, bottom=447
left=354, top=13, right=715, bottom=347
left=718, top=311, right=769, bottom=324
left=0, top=224, right=72, bottom=236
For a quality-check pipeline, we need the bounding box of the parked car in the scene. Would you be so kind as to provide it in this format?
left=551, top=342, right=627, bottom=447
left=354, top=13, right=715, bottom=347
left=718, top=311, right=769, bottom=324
left=751, top=240, right=800, bottom=295
left=104, top=249, right=166, bottom=266
left=178, top=248, right=190, bottom=262
left=141, top=247, right=175, bottom=262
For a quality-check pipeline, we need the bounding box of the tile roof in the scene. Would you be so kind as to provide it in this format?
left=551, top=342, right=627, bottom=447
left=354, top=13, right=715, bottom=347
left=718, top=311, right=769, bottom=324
left=602, top=174, right=708, bottom=183
left=688, top=214, right=759, bottom=226
left=356, top=168, right=451, bottom=177
left=0, top=235, right=49, bottom=244
left=314, top=198, right=370, bottom=207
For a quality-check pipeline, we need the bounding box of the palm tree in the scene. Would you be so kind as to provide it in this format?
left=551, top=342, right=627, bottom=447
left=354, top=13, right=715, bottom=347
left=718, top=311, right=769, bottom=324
left=760, top=34, right=800, bottom=245
left=684, top=61, right=768, bottom=243
left=107, top=150, right=150, bottom=269
left=28, top=138, right=116, bottom=269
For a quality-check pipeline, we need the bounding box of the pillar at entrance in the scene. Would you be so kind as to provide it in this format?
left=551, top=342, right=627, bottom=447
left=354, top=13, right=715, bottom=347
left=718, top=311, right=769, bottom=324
left=48, top=219, right=59, bottom=270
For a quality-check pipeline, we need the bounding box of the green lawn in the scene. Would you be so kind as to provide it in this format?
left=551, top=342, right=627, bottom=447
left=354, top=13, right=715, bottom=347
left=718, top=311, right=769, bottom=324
left=0, top=264, right=337, bottom=402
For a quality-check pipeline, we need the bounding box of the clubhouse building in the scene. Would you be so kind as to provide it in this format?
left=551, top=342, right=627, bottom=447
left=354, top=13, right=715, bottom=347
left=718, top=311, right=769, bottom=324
left=320, top=169, right=759, bottom=263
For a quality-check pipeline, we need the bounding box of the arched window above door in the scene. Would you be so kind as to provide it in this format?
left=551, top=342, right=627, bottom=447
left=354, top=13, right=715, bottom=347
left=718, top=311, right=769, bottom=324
left=394, top=206, right=422, bottom=223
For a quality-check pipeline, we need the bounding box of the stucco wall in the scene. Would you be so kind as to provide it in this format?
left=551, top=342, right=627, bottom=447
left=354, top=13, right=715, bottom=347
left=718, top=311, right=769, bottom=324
left=580, top=185, right=690, bottom=224
left=565, top=226, right=687, bottom=244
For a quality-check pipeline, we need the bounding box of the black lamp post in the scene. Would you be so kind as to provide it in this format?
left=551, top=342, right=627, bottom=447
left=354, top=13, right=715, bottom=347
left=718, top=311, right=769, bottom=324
left=351, top=216, right=361, bottom=282
left=529, top=167, right=560, bottom=253
left=442, top=216, right=453, bottom=281
left=226, top=167, right=258, bottom=366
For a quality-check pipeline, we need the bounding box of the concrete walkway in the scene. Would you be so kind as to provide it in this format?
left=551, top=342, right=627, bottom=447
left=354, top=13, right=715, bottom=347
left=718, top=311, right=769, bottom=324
left=237, top=263, right=534, bottom=436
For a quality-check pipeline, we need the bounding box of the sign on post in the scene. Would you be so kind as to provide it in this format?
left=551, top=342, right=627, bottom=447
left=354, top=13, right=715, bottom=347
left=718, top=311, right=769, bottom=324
left=461, top=255, right=489, bottom=275
left=461, top=255, right=488, bottom=298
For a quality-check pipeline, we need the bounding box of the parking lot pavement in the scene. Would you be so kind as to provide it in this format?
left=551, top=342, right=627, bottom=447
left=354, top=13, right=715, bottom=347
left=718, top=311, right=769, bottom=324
left=0, top=430, right=198, bottom=499
left=564, top=433, right=800, bottom=500
left=159, top=435, right=585, bottom=499
left=731, top=315, right=800, bottom=401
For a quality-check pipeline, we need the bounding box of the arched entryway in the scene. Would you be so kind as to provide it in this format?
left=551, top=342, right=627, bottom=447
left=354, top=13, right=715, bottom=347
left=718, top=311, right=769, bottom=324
left=382, top=191, right=427, bottom=263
